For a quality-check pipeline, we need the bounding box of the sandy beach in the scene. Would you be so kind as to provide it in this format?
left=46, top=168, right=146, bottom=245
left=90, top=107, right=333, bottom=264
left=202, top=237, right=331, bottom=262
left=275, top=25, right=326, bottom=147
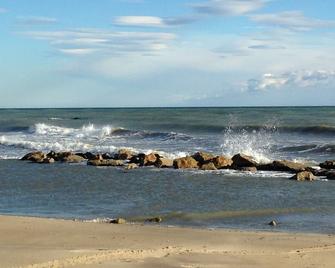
left=0, top=215, right=334, bottom=268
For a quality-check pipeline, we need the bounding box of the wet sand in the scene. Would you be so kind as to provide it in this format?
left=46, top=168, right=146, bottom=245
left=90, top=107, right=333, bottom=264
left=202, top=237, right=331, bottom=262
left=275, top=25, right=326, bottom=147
left=0, top=215, right=334, bottom=268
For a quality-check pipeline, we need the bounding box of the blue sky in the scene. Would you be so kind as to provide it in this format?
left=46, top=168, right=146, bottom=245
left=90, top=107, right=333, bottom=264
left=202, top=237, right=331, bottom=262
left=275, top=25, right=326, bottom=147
left=0, top=0, right=335, bottom=107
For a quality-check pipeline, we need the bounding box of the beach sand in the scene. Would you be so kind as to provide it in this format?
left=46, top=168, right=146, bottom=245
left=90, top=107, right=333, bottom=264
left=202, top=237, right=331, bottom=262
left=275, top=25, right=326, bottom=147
left=0, top=215, right=334, bottom=268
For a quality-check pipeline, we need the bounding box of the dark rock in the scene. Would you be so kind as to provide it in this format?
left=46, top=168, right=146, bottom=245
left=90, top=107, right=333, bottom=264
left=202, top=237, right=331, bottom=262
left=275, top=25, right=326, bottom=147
left=21, top=151, right=45, bottom=162
left=320, top=160, right=335, bottom=170
left=212, top=156, right=233, bottom=169
left=239, top=166, right=257, bottom=172
left=42, top=158, right=55, bottom=164
left=88, top=159, right=124, bottom=166
left=310, top=168, right=328, bottom=177
left=109, top=218, right=126, bottom=224
left=146, top=217, right=162, bottom=223
left=173, top=156, right=199, bottom=169
left=326, top=171, right=335, bottom=180
left=46, top=151, right=57, bottom=159
left=201, top=162, right=217, bottom=170
left=290, top=171, right=316, bottom=181
left=155, top=157, right=174, bottom=168
left=76, top=152, right=100, bottom=160
left=61, top=154, right=86, bottom=163
left=192, top=152, right=215, bottom=165
left=101, top=153, right=113, bottom=160
left=269, top=220, right=277, bottom=226
left=115, top=149, right=136, bottom=160
left=271, top=160, right=306, bottom=173
left=232, top=154, right=258, bottom=168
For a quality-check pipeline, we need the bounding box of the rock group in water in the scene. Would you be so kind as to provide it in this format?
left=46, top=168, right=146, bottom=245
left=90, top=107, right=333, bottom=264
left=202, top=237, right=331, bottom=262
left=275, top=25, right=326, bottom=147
left=21, top=150, right=335, bottom=181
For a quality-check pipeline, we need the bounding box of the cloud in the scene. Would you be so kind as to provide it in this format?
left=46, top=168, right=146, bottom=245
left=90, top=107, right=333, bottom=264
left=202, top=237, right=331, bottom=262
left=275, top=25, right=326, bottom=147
left=193, top=0, right=267, bottom=16
left=250, top=11, right=335, bottom=31
left=16, top=16, right=58, bottom=25
left=22, top=29, right=176, bottom=56
left=247, top=70, right=335, bottom=92
left=113, top=15, right=198, bottom=27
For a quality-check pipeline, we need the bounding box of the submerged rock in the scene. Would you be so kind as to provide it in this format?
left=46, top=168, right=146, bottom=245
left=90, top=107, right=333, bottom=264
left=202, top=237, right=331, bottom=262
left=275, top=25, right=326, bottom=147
left=290, top=171, right=316, bottom=181
left=42, top=158, right=55, bottom=164
left=21, top=151, right=45, bottom=162
left=239, top=166, right=257, bottom=172
left=192, top=152, right=215, bottom=165
left=232, top=154, right=258, bottom=168
left=124, top=163, right=139, bottom=170
left=173, top=156, right=199, bottom=169
left=320, top=160, right=335, bottom=170
left=269, top=220, right=277, bottom=226
left=88, top=159, right=124, bottom=167
left=212, top=156, right=233, bottom=169
left=271, top=160, right=306, bottom=173
left=201, top=162, right=217, bottom=171
left=146, top=217, right=162, bottom=223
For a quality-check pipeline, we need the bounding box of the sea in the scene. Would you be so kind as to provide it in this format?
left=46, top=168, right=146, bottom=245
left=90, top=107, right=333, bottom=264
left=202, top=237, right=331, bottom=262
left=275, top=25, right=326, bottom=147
left=0, top=107, right=335, bottom=233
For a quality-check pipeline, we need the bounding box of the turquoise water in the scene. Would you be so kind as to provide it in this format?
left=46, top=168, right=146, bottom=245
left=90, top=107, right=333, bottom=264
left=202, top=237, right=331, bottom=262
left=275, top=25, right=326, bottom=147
left=0, top=107, right=334, bottom=233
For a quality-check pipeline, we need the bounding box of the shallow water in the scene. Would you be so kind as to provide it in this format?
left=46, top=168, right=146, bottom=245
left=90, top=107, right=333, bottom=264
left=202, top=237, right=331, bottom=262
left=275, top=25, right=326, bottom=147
left=0, top=160, right=334, bottom=234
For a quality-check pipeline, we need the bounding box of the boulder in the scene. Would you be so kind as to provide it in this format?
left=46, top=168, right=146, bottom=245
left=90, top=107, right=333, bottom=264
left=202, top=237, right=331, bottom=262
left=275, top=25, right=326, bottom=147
left=290, top=171, right=316, bottom=181
left=239, top=166, right=257, bottom=172
left=21, top=151, right=45, bottom=162
left=110, top=218, right=126, bottom=224
left=155, top=157, right=174, bottom=168
left=115, top=149, right=135, bottom=160
left=88, top=159, right=124, bottom=167
left=192, top=152, right=215, bottom=165
left=271, top=160, right=306, bottom=173
left=75, top=152, right=99, bottom=160
left=124, top=163, right=139, bottom=170
left=142, top=153, right=158, bottom=166
left=320, top=160, right=335, bottom=170
left=61, top=154, right=86, bottom=163
left=269, top=220, right=277, bottom=226
left=46, top=151, right=57, bottom=159
left=212, top=156, right=233, bottom=169
left=201, top=162, right=217, bottom=171
left=173, top=156, right=199, bottom=169
left=232, top=154, right=258, bottom=168
left=146, top=217, right=162, bottom=223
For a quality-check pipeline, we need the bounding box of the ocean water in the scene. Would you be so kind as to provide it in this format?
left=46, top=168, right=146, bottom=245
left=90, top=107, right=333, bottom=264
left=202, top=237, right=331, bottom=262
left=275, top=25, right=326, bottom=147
left=0, top=107, right=335, bottom=233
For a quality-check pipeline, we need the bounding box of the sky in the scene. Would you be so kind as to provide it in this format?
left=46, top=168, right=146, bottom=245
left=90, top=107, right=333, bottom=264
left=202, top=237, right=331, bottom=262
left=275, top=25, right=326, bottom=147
left=0, top=0, right=335, bottom=107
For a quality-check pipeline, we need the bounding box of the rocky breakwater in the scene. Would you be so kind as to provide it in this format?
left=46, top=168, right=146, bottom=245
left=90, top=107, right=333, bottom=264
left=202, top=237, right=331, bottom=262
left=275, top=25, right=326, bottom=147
left=20, top=150, right=335, bottom=181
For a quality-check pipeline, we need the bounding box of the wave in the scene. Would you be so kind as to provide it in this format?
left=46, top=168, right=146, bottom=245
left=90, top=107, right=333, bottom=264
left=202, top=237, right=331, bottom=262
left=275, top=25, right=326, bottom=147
left=277, top=144, right=335, bottom=154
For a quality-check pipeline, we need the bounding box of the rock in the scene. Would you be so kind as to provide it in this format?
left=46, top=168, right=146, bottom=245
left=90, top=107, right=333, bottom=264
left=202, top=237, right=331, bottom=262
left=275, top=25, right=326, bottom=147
left=42, top=158, right=55, bottom=164
left=271, top=160, right=306, bottom=173
left=115, top=149, right=135, bottom=160
left=201, top=162, right=217, bottom=171
left=61, top=154, right=86, bottom=163
left=110, top=218, right=126, bottom=224
left=101, top=153, right=113, bottom=160
left=192, top=152, right=215, bottom=165
left=320, top=160, right=335, bottom=170
left=146, top=217, right=162, bottom=223
left=312, top=169, right=329, bottom=177
left=173, top=156, right=199, bottom=169
left=239, top=166, right=257, bottom=172
left=232, top=154, right=258, bottom=168
left=326, top=171, right=335, bottom=180
left=124, top=163, right=139, bottom=170
left=75, top=152, right=98, bottom=160
left=21, top=151, right=45, bottom=162
left=290, top=171, right=316, bottom=181
left=46, top=151, right=57, bottom=159
left=88, top=159, right=124, bottom=167
left=155, top=157, right=174, bottom=168
left=269, top=220, right=277, bottom=226
left=143, top=153, right=159, bottom=166
left=212, top=156, right=233, bottom=169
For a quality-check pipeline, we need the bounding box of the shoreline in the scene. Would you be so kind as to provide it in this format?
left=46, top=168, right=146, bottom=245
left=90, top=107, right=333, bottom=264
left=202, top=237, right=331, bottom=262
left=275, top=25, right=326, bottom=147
left=1, top=215, right=335, bottom=268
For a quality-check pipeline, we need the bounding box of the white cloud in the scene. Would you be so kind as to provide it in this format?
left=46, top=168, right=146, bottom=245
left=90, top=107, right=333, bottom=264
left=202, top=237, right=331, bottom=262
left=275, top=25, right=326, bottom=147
left=114, top=16, right=164, bottom=27
left=16, top=16, right=58, bottom=25
left=247, top=70, right=335, bottom=92
left=22, top=29, right=176, bottom=56
left=193, top=0, right=267, bottom=16
left=250, top=11, right=335, bottom=31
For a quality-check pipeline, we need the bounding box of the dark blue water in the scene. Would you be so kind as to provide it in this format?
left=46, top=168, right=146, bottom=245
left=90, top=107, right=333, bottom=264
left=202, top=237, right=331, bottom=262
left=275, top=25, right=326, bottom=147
left=0, top=107, right=334, bottom=233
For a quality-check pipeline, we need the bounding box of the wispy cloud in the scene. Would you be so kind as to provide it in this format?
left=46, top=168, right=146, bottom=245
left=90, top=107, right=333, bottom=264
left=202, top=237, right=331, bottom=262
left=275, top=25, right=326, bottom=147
left=114, top=15, right=198, bottom=27
left=193, top=0, right=267, bottom=16
left=247, top=70, right=335, bottom=92
left=16, top=16, right=58, bottom=25
left=22, top=29, right=176, bottom=56
left=250, top=11, right=335, bottom=31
